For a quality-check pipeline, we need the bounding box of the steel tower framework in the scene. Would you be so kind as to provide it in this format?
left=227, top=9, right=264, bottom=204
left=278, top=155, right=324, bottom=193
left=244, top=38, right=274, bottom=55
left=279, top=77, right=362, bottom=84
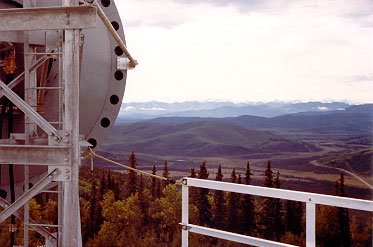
left=0, top=1, right=134, bottom=246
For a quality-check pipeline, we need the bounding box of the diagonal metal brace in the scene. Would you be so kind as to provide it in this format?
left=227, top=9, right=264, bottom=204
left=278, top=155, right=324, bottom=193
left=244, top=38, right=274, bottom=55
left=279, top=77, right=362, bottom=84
left=0, top=197, right=57, bottom=243
left=0, top=79, right=60, bottom=139
left=0, top=168, right=61, bottom=223
left=0, top=55, right=50, bottom=100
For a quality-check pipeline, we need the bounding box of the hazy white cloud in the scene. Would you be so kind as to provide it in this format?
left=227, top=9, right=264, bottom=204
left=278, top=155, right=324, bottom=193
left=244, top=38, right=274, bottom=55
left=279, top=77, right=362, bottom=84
left=117, top=0, right=373, bottom=103
left=121, top=106, right=166, bottom=111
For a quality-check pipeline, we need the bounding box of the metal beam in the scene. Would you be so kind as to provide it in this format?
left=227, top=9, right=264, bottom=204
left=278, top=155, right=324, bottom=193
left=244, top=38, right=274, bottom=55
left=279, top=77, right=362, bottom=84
left=0, top=145, right=71, bottom=166
left=0, top=168, right=60, bottom=223
left=185, top=224, right=297, bottom=247
left=62, top=0, right=82, bottom=242
left=0, top=31, right=49, bottom=45
left=184, top=178, right=373, bottom=211
left=0, top=6, right=96, bottom=31
left=0, top=79, right=60, bottom=139
left=0, top=197, right=57, bottom=243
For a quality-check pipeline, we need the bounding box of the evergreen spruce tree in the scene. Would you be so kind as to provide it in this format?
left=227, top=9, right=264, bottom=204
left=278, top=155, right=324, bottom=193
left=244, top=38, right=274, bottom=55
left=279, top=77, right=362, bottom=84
left=96, top=168, right=106, bottom=232
left=161, top=160, right=170, bottom=191
left=231, top=168, right=237, bottom=183
left=85, top=180, right=98, bottom=242
left=212, top=165, right=225, bottom=230
left=151, top=165, right=157, bottom=199
left=293, top=201, right=303, bottom=237
left=107, top=169, right=119, bottom=199
left=259, top=160, right=276, bottom=240
left=284, top=194, right=295, bottom=233
left=284, top=186, right=302, bottom=236
left=125, top=151, right=138, bottom=198
left=156, top=179, right=161, bottom=199
left=107, top=169, right=112, bottom=190
left=242, top=161, right=256, bottom=235
left=139, top=173, right=144, bottom=193
left=190, top=167, right=196, bottom=178
left=99, top=168, right=107, bottom=199
left=273, top=171, right=284, bottom=241
left=189, top=167, right=198, bottom=205
left=335, top=171, right=351, bottom=247
left=197, top=161, right=211, bottom=226
left=138, top=174, right=149, bottom=227
left=238, top=173, right=242, bottom=184
left=263, top=160, right=273, bottom=188
left=226, top=168, right=238, bottom=232
left=236, top=173, right=246, bottom=234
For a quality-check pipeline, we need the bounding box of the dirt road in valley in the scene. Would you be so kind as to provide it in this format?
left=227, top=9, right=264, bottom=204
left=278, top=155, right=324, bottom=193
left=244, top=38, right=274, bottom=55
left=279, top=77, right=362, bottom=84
left=310, top=160, right=373, bottom=190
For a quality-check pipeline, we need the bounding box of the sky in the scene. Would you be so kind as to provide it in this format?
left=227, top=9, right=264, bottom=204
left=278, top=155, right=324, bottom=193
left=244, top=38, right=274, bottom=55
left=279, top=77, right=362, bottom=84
left=115, top=0, right=373, bottom=103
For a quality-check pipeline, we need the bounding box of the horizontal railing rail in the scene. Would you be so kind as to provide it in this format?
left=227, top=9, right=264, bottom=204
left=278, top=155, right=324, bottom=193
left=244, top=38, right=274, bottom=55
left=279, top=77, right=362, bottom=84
left=180, top=177, right=373, bottom=247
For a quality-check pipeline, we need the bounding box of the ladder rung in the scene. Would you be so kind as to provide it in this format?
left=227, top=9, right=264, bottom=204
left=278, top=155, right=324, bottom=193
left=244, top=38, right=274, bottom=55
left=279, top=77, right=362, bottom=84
left=27, top=223, right=61, bottom=228
left=25, top=52, right=61, bottom=55
left=40, top=190, right=63, bottom=194
left=27, top=87, right=62, bottom=90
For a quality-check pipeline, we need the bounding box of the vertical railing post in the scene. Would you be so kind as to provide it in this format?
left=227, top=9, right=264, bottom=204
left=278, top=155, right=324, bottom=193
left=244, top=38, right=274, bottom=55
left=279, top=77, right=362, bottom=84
left=182, top=179, right=189, bottom=247
left=306, top=202, right=316, bottom=247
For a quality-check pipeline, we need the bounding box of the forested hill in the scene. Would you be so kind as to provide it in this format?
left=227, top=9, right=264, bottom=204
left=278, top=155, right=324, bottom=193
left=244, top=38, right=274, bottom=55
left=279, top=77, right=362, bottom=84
left=101, top=121, right=318, bottom=157
left=146, top=105, right=373, bottom=137
left=318, top=148, right=373, bottom=176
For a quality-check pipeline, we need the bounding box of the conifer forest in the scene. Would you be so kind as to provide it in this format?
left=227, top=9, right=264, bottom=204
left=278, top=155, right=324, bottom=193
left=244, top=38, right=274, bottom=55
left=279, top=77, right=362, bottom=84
left=0, top=152, right=371, bottom=247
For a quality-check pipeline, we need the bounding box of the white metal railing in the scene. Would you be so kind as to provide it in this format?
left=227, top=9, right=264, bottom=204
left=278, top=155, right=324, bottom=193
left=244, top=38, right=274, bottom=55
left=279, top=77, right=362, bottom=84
left=180, top=177, right=373, bottom=247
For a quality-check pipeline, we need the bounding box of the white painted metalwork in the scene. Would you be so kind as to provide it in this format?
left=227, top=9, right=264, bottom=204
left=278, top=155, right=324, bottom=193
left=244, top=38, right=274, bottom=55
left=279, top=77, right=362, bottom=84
left=0, top=79, right=60, bottom=138
left=0, top=168, right=60, bottom=223
left=0, top=55, right=51, bottom=99
left=185, top=178, right=372, bottom=211
left=0, top=197, right=58, bottom=243
left=117, top=57, right=132, bottom=70
left=181, top=184, right=189, bottom=247
left=306, top=202, right=316, bottom=247
left=0, top=0, right=133, bottom=246
left=187, top=224, right=297, bottom=247
left=0, top=145, right=72, bottom=165
left=181, top=177, right=373, bottom=247
left=0, top=6, right=97, bottom=31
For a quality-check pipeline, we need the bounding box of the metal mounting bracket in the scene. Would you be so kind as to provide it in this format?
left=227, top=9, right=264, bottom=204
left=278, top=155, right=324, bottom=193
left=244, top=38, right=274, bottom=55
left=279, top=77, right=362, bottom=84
left=117, top=57, right=132, bottom=70
left=48, top=166, right=71, bottom=181
left=180, top=223, right=192, bottom=231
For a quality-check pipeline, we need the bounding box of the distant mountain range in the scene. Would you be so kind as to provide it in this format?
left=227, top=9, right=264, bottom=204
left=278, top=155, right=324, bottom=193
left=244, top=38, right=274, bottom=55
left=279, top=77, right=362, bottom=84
left=145, top=104, right=373, bottom=137
left=118, top=101, right=351, bottom=119
left=101, top=121, right=320, bottom=157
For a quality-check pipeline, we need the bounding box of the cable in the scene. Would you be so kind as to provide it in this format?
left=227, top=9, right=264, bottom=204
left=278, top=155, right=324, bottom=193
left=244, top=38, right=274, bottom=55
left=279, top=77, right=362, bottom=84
left=85, top=148, right=182, bottom=185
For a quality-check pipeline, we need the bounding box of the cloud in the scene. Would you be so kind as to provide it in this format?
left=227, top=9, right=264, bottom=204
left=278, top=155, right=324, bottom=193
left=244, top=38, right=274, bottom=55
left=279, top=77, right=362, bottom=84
left=317, top=106, right=328, bottom=111
left=121, top=106, right=167, bottom=112
left=118, top=0, right=373, bottom=103
left=348, top=74, right=373, bottom=83
left=117, top=0, right=196, bottom=28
